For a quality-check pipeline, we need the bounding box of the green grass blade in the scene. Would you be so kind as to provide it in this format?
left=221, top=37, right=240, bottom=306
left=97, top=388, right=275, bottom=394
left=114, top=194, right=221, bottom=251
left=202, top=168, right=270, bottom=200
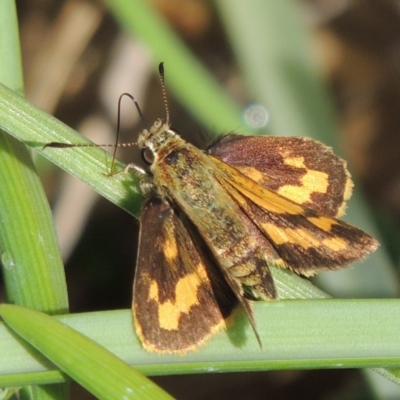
left=0, top=304, right=174, bottom=400
left=0, top=1, right=68, bottom=314
left=0, top=2, right=69, bottom=398
left=0, top=0, right=23, bottom=94
left=0, top=300, right=399, bottom=385
left=0, top=132, right=68, bottom=313
left=0, top=82, right=143, bottom=217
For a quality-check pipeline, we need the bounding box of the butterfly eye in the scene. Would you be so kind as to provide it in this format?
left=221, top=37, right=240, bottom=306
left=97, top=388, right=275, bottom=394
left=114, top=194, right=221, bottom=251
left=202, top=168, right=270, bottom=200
left=142, top=148, right=155, bottom=165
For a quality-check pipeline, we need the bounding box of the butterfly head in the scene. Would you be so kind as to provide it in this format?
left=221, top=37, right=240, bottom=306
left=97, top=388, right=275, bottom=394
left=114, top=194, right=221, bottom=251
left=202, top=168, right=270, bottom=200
left=138, top=118, right=180, bottom=166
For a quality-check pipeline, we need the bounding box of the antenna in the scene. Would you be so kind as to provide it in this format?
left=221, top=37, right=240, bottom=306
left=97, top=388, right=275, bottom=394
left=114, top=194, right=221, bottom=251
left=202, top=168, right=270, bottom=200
left=44, top=63, right=170, bottom=173
left=108, top=93, right=145, bottom=173
left=158, top=62, right=170, bottom=126
left=44, top=93, right=144, bottom=175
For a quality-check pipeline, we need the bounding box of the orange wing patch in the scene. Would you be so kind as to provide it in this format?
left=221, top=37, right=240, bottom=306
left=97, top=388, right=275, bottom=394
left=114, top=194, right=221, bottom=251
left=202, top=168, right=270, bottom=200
left=277, top=156, right=329, bottom=205
left=148, top=263, right=207, bottom=330
left=162, top=236, right=179, bottom=262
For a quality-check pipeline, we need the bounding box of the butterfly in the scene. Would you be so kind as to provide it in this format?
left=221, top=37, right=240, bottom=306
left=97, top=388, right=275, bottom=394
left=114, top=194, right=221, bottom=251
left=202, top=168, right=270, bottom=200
left=45, top=63, right=378, bottom=354
left=130, top=64, right=378, bottom=354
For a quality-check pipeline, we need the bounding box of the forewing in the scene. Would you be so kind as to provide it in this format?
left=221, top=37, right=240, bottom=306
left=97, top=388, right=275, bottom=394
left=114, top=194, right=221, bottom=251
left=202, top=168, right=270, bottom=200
left=133, top=198, right=238, bottom=354
left=210, top=156, right=379, bottom=276
left=208, top=135, right=352, bottom=217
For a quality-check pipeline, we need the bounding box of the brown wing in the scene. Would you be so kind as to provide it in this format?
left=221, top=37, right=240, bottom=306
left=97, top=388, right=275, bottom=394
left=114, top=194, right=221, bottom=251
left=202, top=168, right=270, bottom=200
left=208, top=135, right=352, bottom=218
left=210, top=155, right=379, bottom=277
left=133, top=198, right=238, bottom=354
